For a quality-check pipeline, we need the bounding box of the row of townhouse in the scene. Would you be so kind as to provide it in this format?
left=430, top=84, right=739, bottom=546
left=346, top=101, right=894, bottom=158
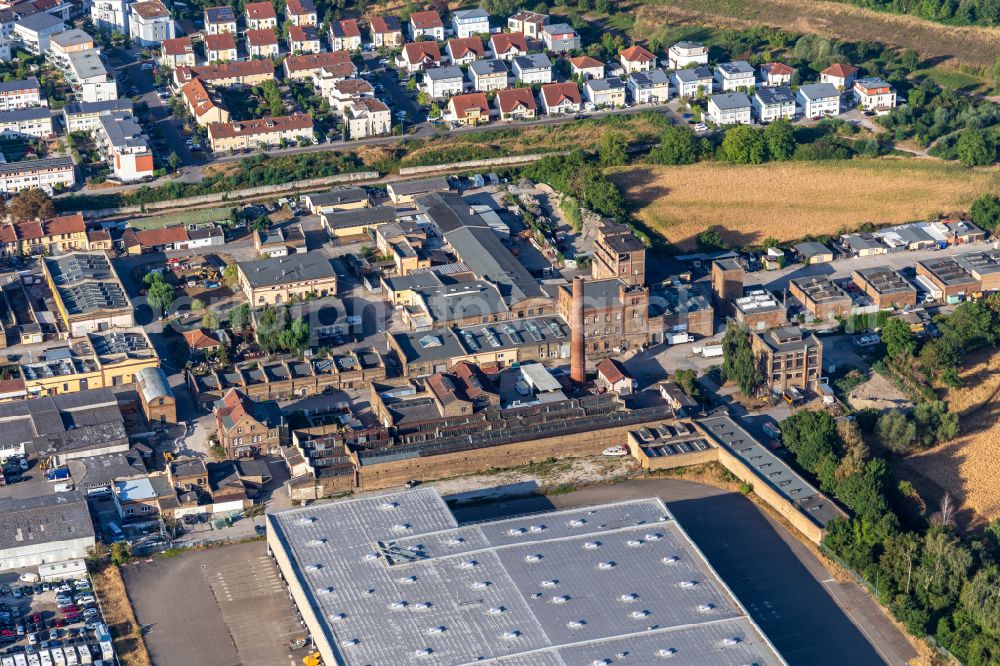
left=446, top=81, right=590, bottom=125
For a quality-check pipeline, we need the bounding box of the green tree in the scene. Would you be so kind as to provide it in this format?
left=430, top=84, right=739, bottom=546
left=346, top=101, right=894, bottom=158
left=696, top=227, right=725, bottom=250
left=647, top=125, right=698, bottom=165
left=143, top=273, right=176, bottom=313
left=913, top=400, right=959, bottom=447
left=229, top=303, right=251, bottom=331
left=876, top=409, right=917, bottom=453
left=8, top=188, right=54, bottom=223
left=781, top=409, right=837, bottom=474
left=191, top=298, right=205, bottom=310
left=109, top=541, right=132, bottom=567
left=598, top=132, right=628, bottom=166
left=202, top=310, right=220, bottom=329
left=914, top=527, right=973, bottom=613
left=881, top=317, right=917, bottom=359
left=970, top=193, right=1000, bottom=230
left=222, top=263, right=239, bottom=287
left=763, top=119, right=796, bottom=161
left=901, top=48, right=921, bottom=70
left=957, top=128, right=996, bottom=166
left=168, top=152, right=181, bottom=170
left=720, top=321, right=762, bottom=397
left=722, top=125, right=768, bottom=164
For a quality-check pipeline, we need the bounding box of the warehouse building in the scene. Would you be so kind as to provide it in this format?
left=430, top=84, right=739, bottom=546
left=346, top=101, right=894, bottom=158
left=267, top=487, right=785, bottom=666
left=0, top=494, right=95, bottom=571
left=852, top=266, right=917, bottom=309
left=41, top=252, right=133, bottom=337
left=788, top=276, right=852, bottom=321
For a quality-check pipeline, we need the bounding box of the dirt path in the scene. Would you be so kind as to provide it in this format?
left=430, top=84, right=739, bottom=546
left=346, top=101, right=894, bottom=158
left=635, top=0, right=1000, bottom=68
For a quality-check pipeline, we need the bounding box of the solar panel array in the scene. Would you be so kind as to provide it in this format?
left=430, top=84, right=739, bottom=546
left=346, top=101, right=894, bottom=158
left=269, top=488, right=784, bottom=666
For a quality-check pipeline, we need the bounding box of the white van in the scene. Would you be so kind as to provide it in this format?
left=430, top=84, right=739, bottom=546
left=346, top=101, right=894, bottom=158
left=53, top=483, right=73, bottom=493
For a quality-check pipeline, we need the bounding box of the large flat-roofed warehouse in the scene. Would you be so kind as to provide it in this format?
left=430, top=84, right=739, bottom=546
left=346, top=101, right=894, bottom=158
left=788, top=276, right=852, bottom=321
left=915, top=256, right=979, bottom=301
left=41, top=252, right=133, bottom=336
left=955, top=249, right=1000, bottom=291
left=267, top=487, right=785, bottom=666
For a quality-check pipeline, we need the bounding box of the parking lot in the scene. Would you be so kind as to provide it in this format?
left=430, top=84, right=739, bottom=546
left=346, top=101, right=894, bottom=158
left=0, top=570, right=111, bottom=665
left=122, top=540, right=309, bottom=666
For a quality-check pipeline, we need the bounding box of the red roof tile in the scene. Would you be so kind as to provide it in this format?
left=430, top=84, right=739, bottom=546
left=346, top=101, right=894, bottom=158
left=495, top=88, right=536, bottom=114
left=621, top=45, right=655, bottom=62
left=540, top=82, right=581, bottom=107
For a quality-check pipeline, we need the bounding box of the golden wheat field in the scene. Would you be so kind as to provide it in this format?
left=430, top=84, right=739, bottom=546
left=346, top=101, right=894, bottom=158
left=610, top=160, right=1000, bottom=250
left=901, top=349, right=1000, bottom=523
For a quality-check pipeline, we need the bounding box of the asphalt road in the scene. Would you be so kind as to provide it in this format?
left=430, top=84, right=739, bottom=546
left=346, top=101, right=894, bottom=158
left=452, top=479, right=916, bottom=666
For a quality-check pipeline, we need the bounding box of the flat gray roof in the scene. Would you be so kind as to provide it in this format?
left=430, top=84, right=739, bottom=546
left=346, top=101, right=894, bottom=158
left=854, top=266, right=915, bottom=295
left=268, top=487, right=785, bottom=666
left=697, top=415, right=844, bottom=528
left=711, top=92, right=751, bottom=110
left=425, top=66, right=463, bottom=81
left=797, top=83, right=840, bottom=100
left=470, top=58, right=508, bottom=76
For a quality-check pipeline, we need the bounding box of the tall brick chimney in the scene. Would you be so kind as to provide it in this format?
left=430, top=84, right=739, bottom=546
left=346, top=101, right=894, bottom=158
left=570, top=275, right=586, bottom=384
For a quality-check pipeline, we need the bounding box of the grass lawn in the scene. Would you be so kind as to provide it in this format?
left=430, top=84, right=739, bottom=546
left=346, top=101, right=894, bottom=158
left=610, top=158, right=1000, bottom=250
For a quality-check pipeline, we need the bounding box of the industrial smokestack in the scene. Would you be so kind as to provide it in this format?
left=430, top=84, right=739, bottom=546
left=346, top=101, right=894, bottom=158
left=570, top=275, right=586, bottom=384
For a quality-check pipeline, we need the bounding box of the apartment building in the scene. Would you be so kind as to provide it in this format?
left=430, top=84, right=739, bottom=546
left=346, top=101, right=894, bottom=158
left=13, top=13, right=65, bottom=54
left=752, top=326, right=823, bottom=393
left=214, top=388, right=286, bottom=458
left=61, top=99, right=132, bottom=132
left=853, top=77, right=897, bottom=113
left=129, top=0, right=174, bottom=46
left=96, top=112, right=154, bottom=182
left=174, top=60, right=275, bottom=87
left=181, top=78, right=229, bottom=126
left=207, top=113, right=313, bottom=153
left=282, top=52, right=354, bottom=80
left=752, top=86, right=796, bottom=122
left=0, top=107, right=53, bottom=139
left=707, top=92, right=751, bottom=125
left=344, top=98, right=391, bottom=139
left=667, top=40, right=707, bottom=69
left=48, top=29, right=94, bottom=66
left=160, top=36, right=195, bottom=68
left=797, top=83, right=841, bottom=118
left=0, top=78, right=43, bottom=112
left=66, top=49, right=117, bottom=104
left=91, top=0, right=127, bottom=35
left=507, top=9, right=548, bottom=37
left=0, top=156, right=75, bottom=194
left=715, top=60, right=755, bottom=91
left=452, top=8, right=489, bottom=38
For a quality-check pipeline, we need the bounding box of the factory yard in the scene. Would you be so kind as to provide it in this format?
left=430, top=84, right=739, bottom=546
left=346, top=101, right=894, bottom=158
left=611, top=160, right=1000, bottom=250
left=896, top=348, right=1000, bottom=528
left=120, top=541, right=310, bottom=666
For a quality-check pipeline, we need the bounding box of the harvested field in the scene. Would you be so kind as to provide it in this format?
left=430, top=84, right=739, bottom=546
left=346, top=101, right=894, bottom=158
left=635, top=0, right=1000, bottom=68
left=610, top=160, right=1000, bottom=249
left=895, top=348, right=1000, bottom=529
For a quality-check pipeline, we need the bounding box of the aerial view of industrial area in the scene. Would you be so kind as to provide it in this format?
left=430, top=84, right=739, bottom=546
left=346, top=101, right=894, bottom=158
left=3, top=0, right=1000, bottom=663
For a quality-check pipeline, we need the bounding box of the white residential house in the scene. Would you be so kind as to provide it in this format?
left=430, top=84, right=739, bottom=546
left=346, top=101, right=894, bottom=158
left=469, top=59, right=509, bottom=92
left=758, top=62, right=793, bottom=87
left=408, top=10, right=444, bottom=41
left=797, top=83, right=841, bottom=118
left=627, top=69, right=670, bottom=105
left=507, top=10, right=548, bottom=38
left=707, top=92, right=751, bottom=125
left=752, top=86, right=796, bottom=122
left=672, top=66, right=712, bottom=99
left=667, top=40, right=707, bottom=69
left=129, top=0, right=174, bottom=47
left=91, top=0, right=128, bottom=35
left=325, top=79, right=373, bottom=112
left=329, top=19, right=361, bottom=51
left=345, top=98, right=391, bottom=138
left=423, top=66, right=464, bottom=99
left=244, top=2, right=278, bottom=30
left=584, top=77, right=626, bottom=109
left=489, top=32, right=528, bottom=61
left=13, top=13, right=65, bottom=54
left=446, top=37, right=484, bottom=66
left=452, top=8, right=489, bottom=38
left=540, top=82, right=582, bottom=115
left=540, top=23, right=580, bottom=53
left=96, top=112, right=154, bottom=181
left=397, top=42, right=441, bottom=73
left=820, top=63, right=859, bottom=91
left=620, top=45, right=656, bottom=74
left=512, top=54, right=552, bottom=85
left=714, top=61, right=755, bottom=92
left=853, top=77, right=897, bottom=114
left=569, top=55, right=604, bottom=80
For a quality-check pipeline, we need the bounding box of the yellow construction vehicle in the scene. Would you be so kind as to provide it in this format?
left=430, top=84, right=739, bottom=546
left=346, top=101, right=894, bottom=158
left=163, top=451, right=175, bottom=463
left=302, top=651, right=321, bottom=666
